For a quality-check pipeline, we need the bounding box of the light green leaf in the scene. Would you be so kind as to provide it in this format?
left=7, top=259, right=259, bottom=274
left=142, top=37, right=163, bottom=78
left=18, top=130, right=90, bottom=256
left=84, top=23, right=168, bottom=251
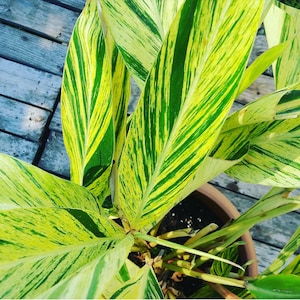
left=110, top=265, right=163, bottom=299
left=38, top=234, right=133, bottom=299
left=61, top=0, right=114, bottom=200
left=0, top=206, right=126, bottom=298
left=264, top=1, right=300, bottom=88
left=247, top=274, right=300, bottom=299
left=118, top=0, right=263, bottom=231
left=225, top=117, right=300, bottom=187
left=238, top=40, right=291, bottom=95
left=0, top=153, right=99, bottom=213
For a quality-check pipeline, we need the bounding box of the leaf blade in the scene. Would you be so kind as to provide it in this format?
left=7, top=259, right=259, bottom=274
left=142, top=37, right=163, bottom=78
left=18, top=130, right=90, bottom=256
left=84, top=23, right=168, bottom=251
left=61, top=0, right=114, bottom=200
left=118, top=0, right=263, bottom=230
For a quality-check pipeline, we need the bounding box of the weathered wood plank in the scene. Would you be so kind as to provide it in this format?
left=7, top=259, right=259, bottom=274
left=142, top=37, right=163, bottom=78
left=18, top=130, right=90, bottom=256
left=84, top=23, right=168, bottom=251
left=38, top=130, right=70, bottom=178
left=254, top=240, right=281, bottom=273
left=49, top=102, right=62, bottom=132
left=0, top=58, right=61, bottom=110
left=0, top=23, right=67, bottom=75
left=211, top=173, right=271, bottom=200
left=0, top=0, right=79, bottom=43
left=45, top=0, right=85, bottom=11
left=0, top=131, right=38, bottom=163
left=0, top=95, right=50, bottom=141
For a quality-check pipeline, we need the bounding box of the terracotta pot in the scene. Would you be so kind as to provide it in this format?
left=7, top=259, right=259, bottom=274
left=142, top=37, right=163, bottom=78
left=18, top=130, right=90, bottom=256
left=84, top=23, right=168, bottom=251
left=196, top=183, right=258, bottom=277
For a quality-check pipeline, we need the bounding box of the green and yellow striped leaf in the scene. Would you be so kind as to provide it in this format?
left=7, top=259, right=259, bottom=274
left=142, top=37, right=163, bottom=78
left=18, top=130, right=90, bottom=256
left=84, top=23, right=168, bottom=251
left=181, top=157, right=241, bottom=197
left=225, top=116, right=300, bottom=187
left=224, top=83, right=300, bottom=132
left=264, top=1, right=300, bottom=88
left=0, top=153, right=128, bottom=298
left=0, top=153, right=99, bottom=213
left=101, top=259, right=140, bottom=298
left=110, top=265, right=163, bottom=299
left=110, top=41, right=131, bottom=165
left=0, top=206, right=127, bottom=298
left=61, top=0, right=114, bottom=201
left=99, top=0, right=184, bottom=88
left=209, top=85, right=300, bottom=177
left=37, top=234, right=133, bottom=299
left=117, top=0, right=263, bottom=231
left=155, top=0, right=185, bottom=36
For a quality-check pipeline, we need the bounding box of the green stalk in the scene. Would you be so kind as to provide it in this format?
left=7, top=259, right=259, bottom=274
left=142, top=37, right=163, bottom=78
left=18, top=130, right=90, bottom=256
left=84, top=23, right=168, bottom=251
left=161, top=262, right=245, bottom=288
left=133, top=231, right=244, bottom=271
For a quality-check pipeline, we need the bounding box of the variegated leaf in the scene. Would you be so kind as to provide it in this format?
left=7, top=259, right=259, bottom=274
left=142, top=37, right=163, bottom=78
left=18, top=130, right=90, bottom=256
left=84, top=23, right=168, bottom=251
left=38, top=235, right=133, bottom=299
left=181, top=157, right=241, bottom=198
left=117, top=0, right=263, bottom=231
left=223, top=83, right=300, bottom=132
left=0, top=153, right=99, bottom=213
left=210, top=85, right=300, bottom=172
left=99, top=0, right=163, bottom=88
left=264, top=1, right=300, bottom=88
left=111, top=45, right=130, bottom=165
left=99, top=0, right=184, bottom=88
left=101, top=259, right=140, bottom=298
left=0, top=206, right=126, bottom=298
left=225, top=117, right=300, bottom=187
left=110, top=265, right=163, bottom=299
left=61, top=0, right=114, bottom=200
left=155, top=0, right=185, bottom=36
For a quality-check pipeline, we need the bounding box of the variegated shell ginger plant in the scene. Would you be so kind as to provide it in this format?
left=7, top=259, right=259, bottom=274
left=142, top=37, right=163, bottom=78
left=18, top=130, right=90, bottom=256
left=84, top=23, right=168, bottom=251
left=0, top=0, right=300, bottom=298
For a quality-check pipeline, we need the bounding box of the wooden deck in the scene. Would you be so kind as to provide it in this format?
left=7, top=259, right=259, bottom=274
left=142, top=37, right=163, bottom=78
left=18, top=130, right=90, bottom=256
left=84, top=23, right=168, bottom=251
left=0, top=0, right=299, bottom=273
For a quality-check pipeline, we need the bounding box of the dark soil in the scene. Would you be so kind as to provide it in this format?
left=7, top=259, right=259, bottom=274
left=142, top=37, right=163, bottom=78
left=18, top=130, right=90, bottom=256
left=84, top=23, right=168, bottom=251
left=155, top=191, right=225, bottom=297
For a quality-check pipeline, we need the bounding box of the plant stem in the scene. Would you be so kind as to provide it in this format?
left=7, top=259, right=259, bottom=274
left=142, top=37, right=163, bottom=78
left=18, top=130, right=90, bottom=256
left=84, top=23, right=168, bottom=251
left=162, top=262, right=245, bottom=288
left=133, top=231, right=244, bottom=271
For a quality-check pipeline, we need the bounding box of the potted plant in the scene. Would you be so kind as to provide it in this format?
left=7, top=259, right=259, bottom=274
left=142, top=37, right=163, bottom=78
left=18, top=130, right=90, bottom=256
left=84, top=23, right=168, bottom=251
left=0, top=0, right=300, bottom=298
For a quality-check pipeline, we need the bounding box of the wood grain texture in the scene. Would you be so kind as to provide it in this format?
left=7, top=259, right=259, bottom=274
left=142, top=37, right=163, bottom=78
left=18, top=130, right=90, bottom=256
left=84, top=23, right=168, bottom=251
left=49, top=102, right=62, bottom=132
left=254, top=240, right=281, bottom=272
left=0, top=0, right=80, bottom=43
left=46, top=0, right=85, bottom=11
left=0, top=95, right=50, bottom=141
left=0, top=131, right=38, bottom=163
left=0, top=58, right=61, bottom=110
left=38, top=130, right=70, bottom=178
left=0, top=23, right=67, bottom=75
